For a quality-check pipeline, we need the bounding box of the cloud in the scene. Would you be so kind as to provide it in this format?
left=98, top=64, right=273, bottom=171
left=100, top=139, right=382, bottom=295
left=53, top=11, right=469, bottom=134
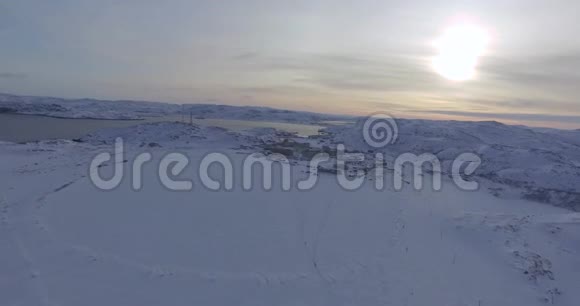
left=0, top=72, right=27, bottom=79
left=231, top=52, right=259, bottom=61
left=481, top=52, right=580, bottom=87
left=414, top=110, right=580, bottom=124
left=239, top=51, right=442, bottom=93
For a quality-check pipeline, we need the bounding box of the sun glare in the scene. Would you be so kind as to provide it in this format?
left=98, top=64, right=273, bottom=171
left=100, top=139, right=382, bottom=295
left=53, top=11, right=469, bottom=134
left=432, top=24, right=489, bottom=81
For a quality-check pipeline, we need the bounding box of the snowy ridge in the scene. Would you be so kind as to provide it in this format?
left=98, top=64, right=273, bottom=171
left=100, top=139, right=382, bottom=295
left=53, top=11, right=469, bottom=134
left=78, top=122, right=244, bottom=149
left=326, top=118, right=580, bottom=211
left=0, top=93, right=351, bottom=123
left=0, top=93, right=180, bottom=120
left=182, top=104, right=352, bottom=124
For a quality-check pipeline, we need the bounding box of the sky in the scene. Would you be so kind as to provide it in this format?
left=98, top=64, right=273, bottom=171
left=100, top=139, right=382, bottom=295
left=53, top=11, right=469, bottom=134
left=1, top=0, right=580, bottom=128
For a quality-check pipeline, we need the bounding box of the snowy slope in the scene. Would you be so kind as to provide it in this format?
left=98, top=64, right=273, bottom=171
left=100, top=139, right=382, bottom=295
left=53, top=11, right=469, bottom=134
left=326, top=119, right=580, bottom=211
left=1, top=124, right=579, bottom=306
left=182, top=104, right=352, bottom=124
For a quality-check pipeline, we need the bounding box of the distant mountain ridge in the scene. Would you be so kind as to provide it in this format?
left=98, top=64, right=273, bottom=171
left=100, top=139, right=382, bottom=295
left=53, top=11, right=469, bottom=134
left=0, top=93, right=352, bottom=123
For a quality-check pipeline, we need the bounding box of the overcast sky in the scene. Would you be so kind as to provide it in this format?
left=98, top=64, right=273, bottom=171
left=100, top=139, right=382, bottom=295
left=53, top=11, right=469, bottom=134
left=1, top=0, right=580, bottom=128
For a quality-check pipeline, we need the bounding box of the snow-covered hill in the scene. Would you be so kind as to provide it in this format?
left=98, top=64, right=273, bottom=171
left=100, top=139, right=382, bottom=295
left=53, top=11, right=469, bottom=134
left=0, top=93, right=180, bottom=120
left=0, top=93, right=351, bottom=123
left=327, top=119, right=580, bottom=211
left=1, top=123, right=579, bottom=306
left=2, top=93, right=580, bottom=211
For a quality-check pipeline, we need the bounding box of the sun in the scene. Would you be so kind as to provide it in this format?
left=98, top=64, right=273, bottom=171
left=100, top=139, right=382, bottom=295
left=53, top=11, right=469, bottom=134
left=432, top=24, right=489, bottom=81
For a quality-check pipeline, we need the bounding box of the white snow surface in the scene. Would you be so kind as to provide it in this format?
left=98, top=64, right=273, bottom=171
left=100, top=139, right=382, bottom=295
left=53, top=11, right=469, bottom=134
left=326, top=118, right=580, bottom=211
left=1, top=122, right=580, bottom=306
